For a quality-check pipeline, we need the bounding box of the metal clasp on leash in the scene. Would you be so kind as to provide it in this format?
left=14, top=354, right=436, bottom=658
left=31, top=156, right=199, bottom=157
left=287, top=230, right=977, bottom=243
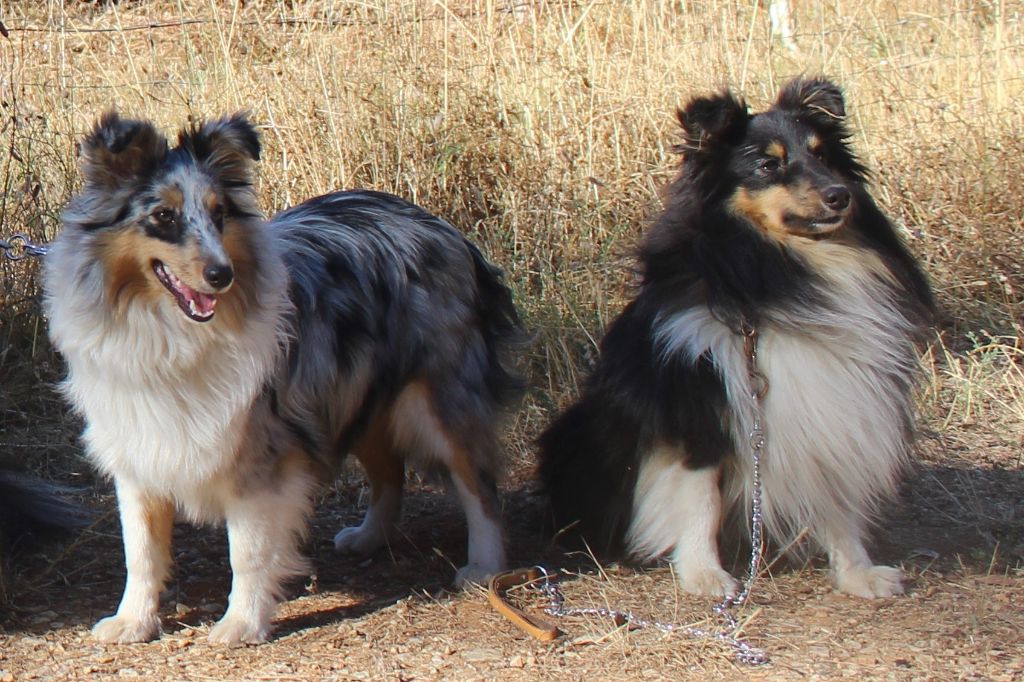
left=1, top=233, right=49, bottom=260
left=741, top=322, right=768, bottom=403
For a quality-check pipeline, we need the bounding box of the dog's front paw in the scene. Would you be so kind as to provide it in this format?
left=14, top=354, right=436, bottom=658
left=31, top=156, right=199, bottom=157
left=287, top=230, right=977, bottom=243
left=453, top=562, right=501, bottom=588
left=208, top=613, right=271, bottom=646
left=333, top=524, right=387, bottom=556
left=677, top=565, right=740, bottom=598
left=835, top=564, right=904, bottom=598
left=92, top=613, right=161, bottom=643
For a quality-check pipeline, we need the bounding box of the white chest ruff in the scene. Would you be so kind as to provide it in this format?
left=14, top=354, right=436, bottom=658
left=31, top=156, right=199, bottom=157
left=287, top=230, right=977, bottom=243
left=655, top=262, right=919, bottom=541
left=69, top=359, right=256, bottom=494
left=52, top=296, right=285, bottom=517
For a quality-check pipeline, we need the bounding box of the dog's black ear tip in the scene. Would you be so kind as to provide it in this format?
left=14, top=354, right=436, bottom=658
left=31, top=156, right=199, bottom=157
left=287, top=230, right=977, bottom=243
left=88, top=110, right=127, bottom=146
left=95, top=109, right=120, bottom=127
left=677, top=89, right=748, bottom=145
left=86, top=110, right=164, bottom=154
left=77, top=113, right=168, bottom=187
left=779, top=75, right=847, bottom=118
left=229, top=111, right=261, bottom=161
left=795, top=74, right=840, bottom=89
left=202, top=112, right=262, bottom=161
left=176, top=112, right=262, bottom=179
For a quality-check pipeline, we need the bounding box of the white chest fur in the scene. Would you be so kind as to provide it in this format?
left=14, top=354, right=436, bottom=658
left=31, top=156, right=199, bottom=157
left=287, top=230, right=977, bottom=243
left=654, top=246, right=920, bottom=543
left=44, top=239, right=287, bottom=518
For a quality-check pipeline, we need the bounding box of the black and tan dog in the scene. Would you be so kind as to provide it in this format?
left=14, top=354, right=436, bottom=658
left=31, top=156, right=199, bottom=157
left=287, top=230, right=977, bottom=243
left=540, top=77, right=933, bottom=599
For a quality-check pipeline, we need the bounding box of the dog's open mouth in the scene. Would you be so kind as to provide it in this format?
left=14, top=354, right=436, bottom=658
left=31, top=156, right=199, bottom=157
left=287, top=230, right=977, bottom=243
left=785, top=212, right=845, bottom=237
left=808, top=214, right=845, bottom=231
left=152, top=261, right=217, bottom=322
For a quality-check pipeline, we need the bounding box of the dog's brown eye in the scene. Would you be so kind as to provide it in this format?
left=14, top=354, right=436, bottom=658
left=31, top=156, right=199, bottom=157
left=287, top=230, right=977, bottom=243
left=210, top=205, right=225, bottom=231
left=153, top=208, right=175, bottom=225
left=760, top=158, right=781, bottom=173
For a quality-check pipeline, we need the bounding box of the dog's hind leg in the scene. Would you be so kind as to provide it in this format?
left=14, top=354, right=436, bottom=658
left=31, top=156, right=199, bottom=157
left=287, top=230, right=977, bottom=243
left=820, top=519, right=904, bottom=598
left=210, top=455, right=315, bottom=645
left=387, top=382, right=506, bottom=587
left=93, top=479, right=174, bottom=644
left=445, top=445, right=505, bottom=587
left=334, top=412, right=405, bottom=556
left=626, top=450, right=739, bottom=597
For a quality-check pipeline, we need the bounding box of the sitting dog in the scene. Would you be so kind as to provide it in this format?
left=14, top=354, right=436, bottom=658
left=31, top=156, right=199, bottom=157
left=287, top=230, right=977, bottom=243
left=539, top=77, right=933, bottom=599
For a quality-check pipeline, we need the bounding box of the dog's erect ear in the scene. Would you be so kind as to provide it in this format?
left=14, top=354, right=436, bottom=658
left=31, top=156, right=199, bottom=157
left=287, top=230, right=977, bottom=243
left=674, top=91, right=748, bottom=155
left=776, top=77, right=846, bottom=122
left=79, top=111, right=168, bottom=189
left=178, top=112, right=261, bottom=187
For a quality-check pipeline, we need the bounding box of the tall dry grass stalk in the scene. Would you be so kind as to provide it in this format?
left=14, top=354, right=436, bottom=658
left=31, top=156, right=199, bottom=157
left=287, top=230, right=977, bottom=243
left=0, top=0, right=1021, bottom=449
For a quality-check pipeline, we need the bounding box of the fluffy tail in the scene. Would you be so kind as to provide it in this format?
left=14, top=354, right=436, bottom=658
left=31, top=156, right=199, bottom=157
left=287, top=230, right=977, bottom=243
left=0, top=468, right=95, bottom=553
left=467, top=241, right=528, bottom=409
left=538, top=398, right=641, bottom=556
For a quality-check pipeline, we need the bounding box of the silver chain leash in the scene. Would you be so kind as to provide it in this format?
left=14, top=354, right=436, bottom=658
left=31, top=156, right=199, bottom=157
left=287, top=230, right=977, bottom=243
left=0, top=233, right=49, bottom=260
left=531, top=322, right=770, bottom=666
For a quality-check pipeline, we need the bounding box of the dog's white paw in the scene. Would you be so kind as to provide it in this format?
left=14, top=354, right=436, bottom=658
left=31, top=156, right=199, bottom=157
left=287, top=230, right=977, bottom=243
left=333, top=524, right=387, bottom=556
left=677, top=565, right=740, bottom=598
left=92, top=613, right=161, bottom=644
left=208, top=613, right=271, bottom=646
left=453, top=562, right=501, bottom=588
left=835, top=564, right=904, bottom=598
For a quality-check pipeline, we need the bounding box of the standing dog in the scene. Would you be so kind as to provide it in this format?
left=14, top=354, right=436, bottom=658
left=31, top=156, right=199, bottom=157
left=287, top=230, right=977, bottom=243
left=539, top=77, right=933, bottom=599
left=43, top=112, right=524, bottom=644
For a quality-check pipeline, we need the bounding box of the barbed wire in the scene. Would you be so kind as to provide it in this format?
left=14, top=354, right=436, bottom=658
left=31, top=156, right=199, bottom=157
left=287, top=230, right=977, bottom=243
left=0, top=5, right=1017, bottom=97
left=0, top=6, right=1016, bottom=42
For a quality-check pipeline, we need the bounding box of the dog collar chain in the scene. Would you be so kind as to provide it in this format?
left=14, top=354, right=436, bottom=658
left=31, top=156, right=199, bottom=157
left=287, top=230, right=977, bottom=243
left=1, top=233, right=49, bottom=260
left=709, top=321, right=769, bottom=661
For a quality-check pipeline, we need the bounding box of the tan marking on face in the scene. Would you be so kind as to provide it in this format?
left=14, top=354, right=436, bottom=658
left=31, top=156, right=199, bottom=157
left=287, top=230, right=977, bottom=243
left=765, top=141, right=786, bottom=161
left=728, top=186, right=792, bottom=240
left=806, top=134, right=823, bottom=157
left=729, top=181, right=842, bottom=240
left=158, top=186, right=184, bottom=212
left=96, top=219, right=231, bottom=320
left=213, top=218, right=255, bottom=332
left=203, top=190, right=222, bottom=214
left=94, top=229, right=164, bottom=315
left=143, top=231, right=211, bottom=298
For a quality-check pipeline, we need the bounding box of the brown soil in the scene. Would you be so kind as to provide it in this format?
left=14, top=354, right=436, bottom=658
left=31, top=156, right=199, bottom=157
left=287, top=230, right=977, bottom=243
left=1, top=426, right=1021, bottom=682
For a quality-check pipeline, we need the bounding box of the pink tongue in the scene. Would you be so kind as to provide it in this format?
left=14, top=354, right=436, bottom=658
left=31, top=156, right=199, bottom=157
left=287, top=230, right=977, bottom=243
left=180, top=284, right=217, bottom=316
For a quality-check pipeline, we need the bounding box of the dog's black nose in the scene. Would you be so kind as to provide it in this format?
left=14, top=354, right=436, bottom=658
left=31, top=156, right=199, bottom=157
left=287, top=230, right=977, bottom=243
left=203, top=263, right=234, bottom=290
left=822, top=185, right=851, bottom=211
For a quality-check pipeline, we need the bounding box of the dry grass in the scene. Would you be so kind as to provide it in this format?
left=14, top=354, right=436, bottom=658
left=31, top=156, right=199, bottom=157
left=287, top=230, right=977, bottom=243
left=0, top=1, right=1022, bottom=679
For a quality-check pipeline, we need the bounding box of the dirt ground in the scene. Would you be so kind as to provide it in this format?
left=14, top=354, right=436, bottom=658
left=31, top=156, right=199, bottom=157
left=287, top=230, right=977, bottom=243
left=0, top=419, right=1021, bottom=682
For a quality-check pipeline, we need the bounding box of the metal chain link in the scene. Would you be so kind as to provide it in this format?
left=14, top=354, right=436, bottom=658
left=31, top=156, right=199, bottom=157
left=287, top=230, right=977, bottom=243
left=1, top=233, right=49, bottom=260
left=529, top=322, right=770, bottom=666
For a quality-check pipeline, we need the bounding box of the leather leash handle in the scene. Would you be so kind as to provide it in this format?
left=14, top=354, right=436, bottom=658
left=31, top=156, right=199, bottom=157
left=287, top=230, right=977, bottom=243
left=487, top=568, right=561, bottom=641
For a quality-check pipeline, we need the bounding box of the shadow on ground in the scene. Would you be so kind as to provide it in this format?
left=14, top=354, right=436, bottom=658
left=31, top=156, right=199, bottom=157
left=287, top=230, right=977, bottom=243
left=1, top=437, right=1020, bottom=640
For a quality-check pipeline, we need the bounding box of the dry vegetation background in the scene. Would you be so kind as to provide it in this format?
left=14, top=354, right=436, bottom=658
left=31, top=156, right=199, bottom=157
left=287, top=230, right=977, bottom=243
left=0, top=0, right=1021, bottom=680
